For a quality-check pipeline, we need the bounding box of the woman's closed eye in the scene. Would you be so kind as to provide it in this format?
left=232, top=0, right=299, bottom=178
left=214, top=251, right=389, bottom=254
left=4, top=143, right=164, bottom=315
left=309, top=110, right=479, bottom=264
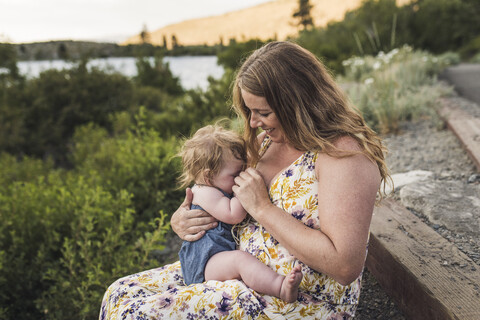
left=258, top=111, right=271, bottom=117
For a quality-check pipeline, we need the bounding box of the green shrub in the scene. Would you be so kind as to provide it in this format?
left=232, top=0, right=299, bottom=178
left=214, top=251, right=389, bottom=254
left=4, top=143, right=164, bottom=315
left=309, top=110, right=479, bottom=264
left=0, top=170, right=169, bottom=319
left=0, top=153, right=54, bottom=185
left=134, top=55, right=183, bottom=96
left=0, top=119, right=177, bottom=319
left=70, top=110, right=184, bottom=225
left=340, top=46, right=453, bottom=133
left=458, top=35, right=480, bottom=60
left=472, top=52, right=480, bottom=63
left=217, top=39, right=268, bottom=70
left=146, top=69, right=237, bottom=138
left=0, top=60, right=135, bottom=161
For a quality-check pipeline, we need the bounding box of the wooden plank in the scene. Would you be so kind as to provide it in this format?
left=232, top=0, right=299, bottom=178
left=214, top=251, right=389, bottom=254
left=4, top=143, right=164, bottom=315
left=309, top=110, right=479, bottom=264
left=438, top=102, right=480, bottom=172
left=446, top=118, right=480, bottom=171
left=366, top=199, right=480, bottom=320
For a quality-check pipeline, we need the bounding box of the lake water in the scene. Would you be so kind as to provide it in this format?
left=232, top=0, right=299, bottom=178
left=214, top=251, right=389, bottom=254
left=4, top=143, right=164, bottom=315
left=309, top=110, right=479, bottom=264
left=16, top=56, right=225, bottom=91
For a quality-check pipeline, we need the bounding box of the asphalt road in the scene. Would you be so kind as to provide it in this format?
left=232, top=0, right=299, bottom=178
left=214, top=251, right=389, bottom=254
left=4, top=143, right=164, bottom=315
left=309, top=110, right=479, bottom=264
left=440, top=63, right=480, bottom=105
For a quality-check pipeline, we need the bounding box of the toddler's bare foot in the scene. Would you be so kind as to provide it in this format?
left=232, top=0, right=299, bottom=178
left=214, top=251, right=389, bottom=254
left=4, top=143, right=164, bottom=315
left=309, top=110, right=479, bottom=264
left=279, top=265, right=303, bottom=303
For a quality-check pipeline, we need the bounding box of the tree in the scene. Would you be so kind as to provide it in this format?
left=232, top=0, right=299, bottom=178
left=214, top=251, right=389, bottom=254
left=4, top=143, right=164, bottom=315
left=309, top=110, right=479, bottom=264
left=140, top=24, right=151, bottom=44
left=171, top=34, right=179, bottom=49
left=58, top=43, right=68, bottom=60
left=293, top=0, right=314, bottom=30
left=0, top=43, right=19, bottom=77
left=162, top=35, right=167, bottom=49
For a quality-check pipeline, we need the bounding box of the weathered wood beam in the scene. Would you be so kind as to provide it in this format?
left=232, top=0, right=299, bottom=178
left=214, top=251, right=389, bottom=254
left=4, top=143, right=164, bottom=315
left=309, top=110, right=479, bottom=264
left=366, top=199, right=480, bottom=319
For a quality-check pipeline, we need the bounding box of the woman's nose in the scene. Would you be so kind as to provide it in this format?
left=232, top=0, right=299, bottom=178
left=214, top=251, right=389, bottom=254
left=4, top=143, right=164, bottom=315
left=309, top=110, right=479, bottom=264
left=250, top=114, right=261, bottom=128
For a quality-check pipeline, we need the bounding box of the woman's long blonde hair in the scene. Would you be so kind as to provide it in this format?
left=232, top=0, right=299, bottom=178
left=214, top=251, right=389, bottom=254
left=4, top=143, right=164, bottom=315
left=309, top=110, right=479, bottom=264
left=232, top=41, right=390, bottom=195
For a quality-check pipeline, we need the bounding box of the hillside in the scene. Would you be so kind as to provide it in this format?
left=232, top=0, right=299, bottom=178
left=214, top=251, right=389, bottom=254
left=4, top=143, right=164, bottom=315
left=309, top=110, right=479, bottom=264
left=124, top=0, right=368, bottom=48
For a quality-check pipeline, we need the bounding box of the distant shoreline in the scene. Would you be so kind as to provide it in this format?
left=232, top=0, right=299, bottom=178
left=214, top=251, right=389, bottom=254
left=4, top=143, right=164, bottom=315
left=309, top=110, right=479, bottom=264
left=10, top=40, right=222, bottom=61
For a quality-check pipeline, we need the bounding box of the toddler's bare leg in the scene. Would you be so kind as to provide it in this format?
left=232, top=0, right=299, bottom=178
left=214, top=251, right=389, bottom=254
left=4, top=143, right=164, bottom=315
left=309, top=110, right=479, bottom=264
left=205, top=250, right=302, bottom=302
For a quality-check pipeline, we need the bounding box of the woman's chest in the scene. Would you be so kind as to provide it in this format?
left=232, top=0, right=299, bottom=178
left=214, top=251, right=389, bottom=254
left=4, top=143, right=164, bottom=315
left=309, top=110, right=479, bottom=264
left=256, top=144, right=304, bottom=188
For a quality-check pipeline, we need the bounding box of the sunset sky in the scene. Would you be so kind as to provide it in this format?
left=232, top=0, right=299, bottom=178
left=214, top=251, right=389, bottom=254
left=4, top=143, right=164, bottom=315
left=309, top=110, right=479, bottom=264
left=0, top=0, right=273, bottom=43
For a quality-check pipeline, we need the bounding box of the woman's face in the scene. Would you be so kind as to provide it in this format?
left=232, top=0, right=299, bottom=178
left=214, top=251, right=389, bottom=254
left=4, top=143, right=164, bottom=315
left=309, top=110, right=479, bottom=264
left=241, top=89, right=285, bottom=143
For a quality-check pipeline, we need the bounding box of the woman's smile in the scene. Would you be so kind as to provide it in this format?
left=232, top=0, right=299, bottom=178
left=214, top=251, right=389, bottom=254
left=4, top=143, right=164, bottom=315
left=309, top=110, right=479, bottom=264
left=241, top=89, right=284, bottom=142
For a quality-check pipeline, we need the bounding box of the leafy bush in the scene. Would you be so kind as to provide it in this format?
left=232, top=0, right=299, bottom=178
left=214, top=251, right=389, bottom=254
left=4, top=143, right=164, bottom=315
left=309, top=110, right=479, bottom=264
left=0, top=153, right=54, bottom=185
left=70, top=111, right=184, bottom=225
left=0, top=60, right=135, bottom=161
left=0, top=119, right=177, bottom=319
left=145, top=69, right=237, bottom=138
left=408, top=0, right=480, bottom=54
left=294, top=0, right=480, bottom=74
left=472, top=52, right=480, bottom=63
left=134, top=55, right=184, bottom=96
left=217, top=39, right=268, bottom=70
left=340, top=46, right=453, bottom=133
left=296, top=0, right=410, bottom=73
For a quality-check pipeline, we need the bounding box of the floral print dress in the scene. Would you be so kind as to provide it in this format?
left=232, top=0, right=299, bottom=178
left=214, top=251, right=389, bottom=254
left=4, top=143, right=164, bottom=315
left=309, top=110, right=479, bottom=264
left=99, top=136, right=363, bottom=320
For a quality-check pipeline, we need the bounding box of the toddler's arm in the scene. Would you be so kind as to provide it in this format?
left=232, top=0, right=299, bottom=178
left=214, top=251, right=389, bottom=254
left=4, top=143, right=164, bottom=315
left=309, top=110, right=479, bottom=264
left=192, top=186, right=247, bottom=224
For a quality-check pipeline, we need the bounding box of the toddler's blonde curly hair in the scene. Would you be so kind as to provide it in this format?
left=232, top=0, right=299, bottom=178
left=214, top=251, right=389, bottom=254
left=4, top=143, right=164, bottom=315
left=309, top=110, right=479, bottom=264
left=178, top=125, right=247, bottom=189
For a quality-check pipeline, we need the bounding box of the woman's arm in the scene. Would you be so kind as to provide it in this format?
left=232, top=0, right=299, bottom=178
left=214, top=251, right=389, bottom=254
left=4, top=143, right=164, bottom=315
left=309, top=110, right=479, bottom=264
left=192, top=186, right=247, bottom=225
left=171, top=188, right=218, bottom=241
left=233, top=137, right=381, bottom=285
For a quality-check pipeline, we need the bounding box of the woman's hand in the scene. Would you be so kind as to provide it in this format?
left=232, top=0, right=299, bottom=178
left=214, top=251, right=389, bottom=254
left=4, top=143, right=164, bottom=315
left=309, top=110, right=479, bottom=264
left=232, top=168, right=272, bottom=217
left=171, top=188, right=218, bottom=241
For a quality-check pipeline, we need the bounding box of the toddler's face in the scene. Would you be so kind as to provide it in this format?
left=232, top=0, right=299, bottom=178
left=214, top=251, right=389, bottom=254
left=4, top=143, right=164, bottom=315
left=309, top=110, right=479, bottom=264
left=210, top=152, right=245, bottom=194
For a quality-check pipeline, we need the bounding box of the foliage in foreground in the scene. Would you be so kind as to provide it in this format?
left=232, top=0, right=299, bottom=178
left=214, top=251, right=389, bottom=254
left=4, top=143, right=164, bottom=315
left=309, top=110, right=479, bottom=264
left=0, top=121, right=179, bottom=320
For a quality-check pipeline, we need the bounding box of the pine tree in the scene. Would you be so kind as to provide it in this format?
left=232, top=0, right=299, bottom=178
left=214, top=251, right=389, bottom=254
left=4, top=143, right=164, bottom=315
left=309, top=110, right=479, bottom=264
left=293, top=0, right=314, bottom=30
left=171, top=34, right=179, bottom=48
left=140, top=24, right=151, bottom=44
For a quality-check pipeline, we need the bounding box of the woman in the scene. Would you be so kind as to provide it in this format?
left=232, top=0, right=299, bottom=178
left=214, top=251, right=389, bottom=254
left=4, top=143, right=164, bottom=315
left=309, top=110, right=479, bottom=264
left=100, top=41, right=389, bottom=319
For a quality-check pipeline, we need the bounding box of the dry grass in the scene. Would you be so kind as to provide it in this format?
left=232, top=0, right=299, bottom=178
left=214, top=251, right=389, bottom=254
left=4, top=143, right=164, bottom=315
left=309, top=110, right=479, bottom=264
left=124, top=0, right=410, bottom=48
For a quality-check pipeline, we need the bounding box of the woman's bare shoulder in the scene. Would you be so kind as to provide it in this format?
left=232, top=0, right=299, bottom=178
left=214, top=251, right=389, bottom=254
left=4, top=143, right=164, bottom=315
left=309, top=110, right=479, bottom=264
left=332, top=135, right=362, bottom=152
left=315, top=135, right=379, bottom=178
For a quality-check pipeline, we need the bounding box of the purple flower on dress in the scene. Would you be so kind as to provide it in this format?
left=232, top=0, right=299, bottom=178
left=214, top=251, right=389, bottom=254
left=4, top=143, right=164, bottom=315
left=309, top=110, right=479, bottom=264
left=305, top=219, right=315, bottom=228
left=174, top=273, right=182, bottom=282
left=292, top=209, right=306, bottom=221
left=157, top=296, right=173, bottom=309
left=214, top=292, right=233, bottom=316
left=284, top=169, right=294, bottom=177
left=132, top=288, right=147, bottom=299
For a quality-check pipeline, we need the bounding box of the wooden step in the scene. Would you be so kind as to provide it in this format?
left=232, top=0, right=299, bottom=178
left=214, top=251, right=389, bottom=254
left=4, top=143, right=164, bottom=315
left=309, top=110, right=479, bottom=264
left=438, top=101, right=480, bottom=172
left=366, top=199, right=480, bottom=319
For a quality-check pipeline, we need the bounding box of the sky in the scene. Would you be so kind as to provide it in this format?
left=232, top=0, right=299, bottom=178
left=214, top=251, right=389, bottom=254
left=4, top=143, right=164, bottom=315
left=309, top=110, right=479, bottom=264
left=0, top=0, right=273, bottom=44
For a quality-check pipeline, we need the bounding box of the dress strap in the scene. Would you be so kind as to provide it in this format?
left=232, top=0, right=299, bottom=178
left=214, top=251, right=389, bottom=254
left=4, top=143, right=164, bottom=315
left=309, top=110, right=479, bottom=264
left=258, top=135, right=272, bottom=158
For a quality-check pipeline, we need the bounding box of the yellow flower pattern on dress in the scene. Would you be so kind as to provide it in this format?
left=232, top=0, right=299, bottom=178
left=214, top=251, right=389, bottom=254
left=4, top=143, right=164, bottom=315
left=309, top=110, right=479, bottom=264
left=99, top=136, right=363, bottom=319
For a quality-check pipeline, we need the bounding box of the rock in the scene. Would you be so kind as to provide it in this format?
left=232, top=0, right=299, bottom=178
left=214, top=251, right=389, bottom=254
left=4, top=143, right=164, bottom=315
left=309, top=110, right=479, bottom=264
left=386, top=170, right=434, bottom=194
left=399, top=180, right=480, bottom=236
left=468, top=173, right=480, bottom=184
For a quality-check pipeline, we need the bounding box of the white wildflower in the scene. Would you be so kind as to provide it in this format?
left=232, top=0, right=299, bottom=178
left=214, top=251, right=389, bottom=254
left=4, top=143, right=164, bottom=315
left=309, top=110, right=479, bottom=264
left=353, top=59, right=365, bottom=66
left=364, top=78, right=374, bottom=85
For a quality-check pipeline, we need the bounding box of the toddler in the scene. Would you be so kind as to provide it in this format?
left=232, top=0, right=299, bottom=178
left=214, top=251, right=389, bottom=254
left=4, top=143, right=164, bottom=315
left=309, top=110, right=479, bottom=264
left=178, top=125, right=302, bottom=303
